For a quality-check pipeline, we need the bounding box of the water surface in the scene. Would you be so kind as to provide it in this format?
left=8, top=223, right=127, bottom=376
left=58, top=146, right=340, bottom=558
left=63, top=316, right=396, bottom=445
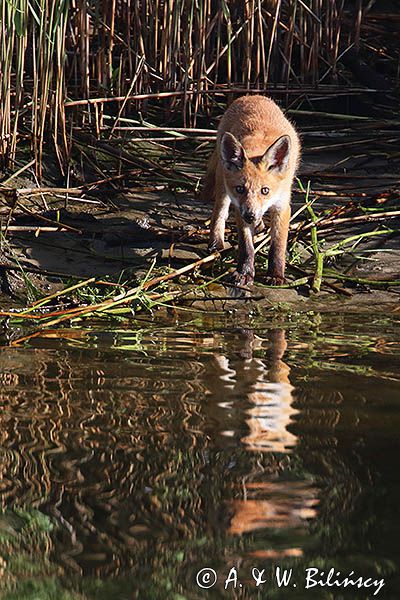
left=0, top=312, right=399, bottom=599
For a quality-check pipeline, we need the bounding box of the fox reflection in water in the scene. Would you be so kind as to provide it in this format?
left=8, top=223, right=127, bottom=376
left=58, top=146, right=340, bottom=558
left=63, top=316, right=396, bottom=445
left=209, top=329, right=298, bottom=452
left=208, top=329, right=318, bottom=544
left=0, top=323, right=398, bottom=594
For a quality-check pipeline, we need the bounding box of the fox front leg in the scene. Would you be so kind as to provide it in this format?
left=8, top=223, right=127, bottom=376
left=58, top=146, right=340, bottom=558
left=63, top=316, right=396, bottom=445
left=267, top=204, right=290, bottom=285
left=209, top=188, right=230, bottom=252
left=230, top=208, right=255, bottom=288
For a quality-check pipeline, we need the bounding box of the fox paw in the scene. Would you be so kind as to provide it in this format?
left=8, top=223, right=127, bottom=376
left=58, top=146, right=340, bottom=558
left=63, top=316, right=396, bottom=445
left=265, top=274, right=285, bottom=286
left=227, top=270, right=254, bottom=298
left=208, top=237, right=225, bottom=252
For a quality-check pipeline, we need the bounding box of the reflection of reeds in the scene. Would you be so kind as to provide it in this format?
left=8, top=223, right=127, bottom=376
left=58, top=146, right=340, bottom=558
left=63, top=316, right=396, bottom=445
left=1, top=321, right=398, bottom=593
left=0, top=345, right=209, bottom=575
left=0, top=1, right=396, bottom=172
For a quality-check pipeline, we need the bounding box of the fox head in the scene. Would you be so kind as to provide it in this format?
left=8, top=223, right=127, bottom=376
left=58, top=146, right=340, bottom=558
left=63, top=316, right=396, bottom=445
left=220, top=132, right=291, bottom=224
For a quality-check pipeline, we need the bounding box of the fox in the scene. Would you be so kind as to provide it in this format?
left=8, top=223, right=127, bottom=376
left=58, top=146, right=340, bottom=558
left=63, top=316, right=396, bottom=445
left=203, top=95, right=300, bottom=287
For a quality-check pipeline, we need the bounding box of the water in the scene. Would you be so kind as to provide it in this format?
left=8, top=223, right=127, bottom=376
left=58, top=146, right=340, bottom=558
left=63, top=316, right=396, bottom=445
left=0, top=311, right=399, bottom=599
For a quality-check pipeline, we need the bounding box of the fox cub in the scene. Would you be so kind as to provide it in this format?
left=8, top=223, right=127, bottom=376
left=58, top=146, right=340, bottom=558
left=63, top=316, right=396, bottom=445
left=203, top=95, right=300, bottom=287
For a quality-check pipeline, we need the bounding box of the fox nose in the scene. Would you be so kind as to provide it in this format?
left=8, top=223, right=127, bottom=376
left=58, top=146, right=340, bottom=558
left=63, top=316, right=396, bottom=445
left=242, top=209, right=256, bottom=224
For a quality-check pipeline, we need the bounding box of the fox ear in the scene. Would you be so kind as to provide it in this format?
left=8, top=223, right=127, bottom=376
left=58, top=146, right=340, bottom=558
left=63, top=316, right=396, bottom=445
left=220, top=132, right=246, bottom=171
left=262, top=135, right=291, bottom=173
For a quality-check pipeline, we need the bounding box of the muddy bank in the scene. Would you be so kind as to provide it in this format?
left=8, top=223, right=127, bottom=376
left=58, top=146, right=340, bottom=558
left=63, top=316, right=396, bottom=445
left=1, top=123, right=400, bottom=320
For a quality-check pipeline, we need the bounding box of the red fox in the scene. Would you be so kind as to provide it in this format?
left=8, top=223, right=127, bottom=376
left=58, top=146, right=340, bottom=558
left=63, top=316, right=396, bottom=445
left=203, top=95, right=300, bottom=287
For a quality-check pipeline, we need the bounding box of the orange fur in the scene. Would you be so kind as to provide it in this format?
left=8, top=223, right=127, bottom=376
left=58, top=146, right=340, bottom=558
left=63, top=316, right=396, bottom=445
left=203, top=95, right=300, bottom=287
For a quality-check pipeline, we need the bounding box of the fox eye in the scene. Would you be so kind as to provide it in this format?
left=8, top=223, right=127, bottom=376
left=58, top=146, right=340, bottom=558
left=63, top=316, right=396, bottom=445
left=261, top=186, right=270, bottom=195
left=235, top=185, right=245, bottom=194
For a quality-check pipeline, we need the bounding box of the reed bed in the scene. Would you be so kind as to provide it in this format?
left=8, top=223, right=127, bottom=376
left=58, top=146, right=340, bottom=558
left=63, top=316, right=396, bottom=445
left=0, top=0, right=398, bottom=176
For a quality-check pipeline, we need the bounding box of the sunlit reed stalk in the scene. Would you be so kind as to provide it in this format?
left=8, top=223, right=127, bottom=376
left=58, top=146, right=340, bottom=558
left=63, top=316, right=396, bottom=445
left=0, top=1, right=14, bottom=164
